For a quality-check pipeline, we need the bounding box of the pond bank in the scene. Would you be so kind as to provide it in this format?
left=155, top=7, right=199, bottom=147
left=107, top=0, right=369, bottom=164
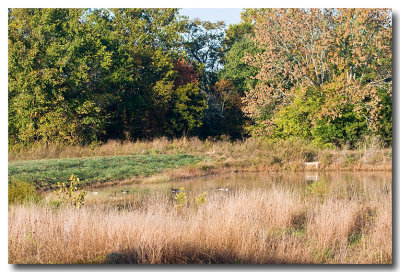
left=8, top=138, right=392, bottom=190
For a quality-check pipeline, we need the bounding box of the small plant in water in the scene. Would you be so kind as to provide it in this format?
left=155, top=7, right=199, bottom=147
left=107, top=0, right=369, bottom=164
left=307, top=180, right=330, bottom=199
left=195, top=191, right=207, bottom=207
left=174, top=187, right=188, bottom=209
left=55, top=175, right=87, bottom=209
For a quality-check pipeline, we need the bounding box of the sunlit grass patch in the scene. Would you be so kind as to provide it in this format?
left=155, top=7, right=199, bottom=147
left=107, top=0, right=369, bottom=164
left=8, top=154, right=202, bottom=189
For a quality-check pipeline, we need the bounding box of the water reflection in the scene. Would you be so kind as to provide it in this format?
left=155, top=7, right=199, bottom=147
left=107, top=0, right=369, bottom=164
left=90, top=171, right=392, bottom=200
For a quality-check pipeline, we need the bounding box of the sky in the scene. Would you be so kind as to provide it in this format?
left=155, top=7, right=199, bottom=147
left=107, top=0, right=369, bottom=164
left=179, top=8, right=242, bottom=27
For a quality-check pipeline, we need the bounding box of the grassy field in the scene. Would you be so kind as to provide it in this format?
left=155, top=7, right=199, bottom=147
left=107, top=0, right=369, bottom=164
left=8, top=138, right=392, bottom=190
left=9, top=176, right=392, bottom=264
left=9, top=154, right=201, bottom=189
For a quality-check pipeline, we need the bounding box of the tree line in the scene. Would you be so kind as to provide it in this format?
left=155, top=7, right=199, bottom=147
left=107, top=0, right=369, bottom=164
left=8, top=8, right=392, bottom=147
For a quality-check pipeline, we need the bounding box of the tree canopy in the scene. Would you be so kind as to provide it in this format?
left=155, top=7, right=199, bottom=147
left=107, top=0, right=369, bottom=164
left=242, top=8, right=392, bottom=146
left=9, top=8, right=392, bottom=147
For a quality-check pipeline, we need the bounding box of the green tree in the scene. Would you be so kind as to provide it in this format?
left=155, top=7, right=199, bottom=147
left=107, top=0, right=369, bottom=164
left=220, top=31, right=259, bottom=96
left=272, top=88, right=321, bottom=140
left=272, top=87, right=367, bottom=147
left=166, top=83, right=207, bottom=137
left=9, top=8, right=210, bottom=145
left=8, top=8, right=108, bottom=145
left=220, top=21, right=254, bottom=64
left=101, top=8, right=188, bottom=139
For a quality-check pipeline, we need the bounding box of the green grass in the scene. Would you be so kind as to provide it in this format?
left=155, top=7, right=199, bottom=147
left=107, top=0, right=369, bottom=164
left=8, top=154, right=202, bottom=189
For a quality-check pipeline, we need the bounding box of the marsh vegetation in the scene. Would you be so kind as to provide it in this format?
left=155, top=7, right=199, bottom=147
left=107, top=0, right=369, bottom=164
left=9, top=172, right=391, bottom=264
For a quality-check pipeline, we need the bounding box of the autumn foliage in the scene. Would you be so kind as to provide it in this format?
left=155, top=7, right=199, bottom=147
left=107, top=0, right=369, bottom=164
left=243, top=9, right=392, bottom=146
left=174, top=59, right=199, bottom=87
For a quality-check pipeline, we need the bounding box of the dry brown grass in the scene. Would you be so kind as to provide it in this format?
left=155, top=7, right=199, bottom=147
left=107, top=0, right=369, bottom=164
left=9, top=181, right=391, bottom=264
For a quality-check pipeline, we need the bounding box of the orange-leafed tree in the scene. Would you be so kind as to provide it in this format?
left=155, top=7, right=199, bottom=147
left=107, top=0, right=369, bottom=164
left=243, top=8, right=392, bottom=144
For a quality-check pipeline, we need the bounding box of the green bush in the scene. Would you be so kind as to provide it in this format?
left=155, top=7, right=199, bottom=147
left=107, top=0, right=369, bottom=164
left=55, top=175, right=87, bottom=209
left=174, top=187, right=189, bottom=209
left=311, top=112, right=367, bottom=148
left=8, top=179, right=41, bottom=204
left=195, top=191, right=208, bottom=207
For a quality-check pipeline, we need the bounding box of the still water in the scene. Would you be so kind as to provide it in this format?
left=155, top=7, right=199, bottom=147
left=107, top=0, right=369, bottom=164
left=87, top=171, right=392, bottom=200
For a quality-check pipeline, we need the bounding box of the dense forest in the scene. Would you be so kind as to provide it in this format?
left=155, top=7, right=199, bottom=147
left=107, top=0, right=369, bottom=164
left=8, top=8, right=392, bottom=148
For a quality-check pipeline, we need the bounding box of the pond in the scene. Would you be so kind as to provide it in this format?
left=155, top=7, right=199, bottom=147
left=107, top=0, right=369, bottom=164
left=84, top=171, right=392, bottom=203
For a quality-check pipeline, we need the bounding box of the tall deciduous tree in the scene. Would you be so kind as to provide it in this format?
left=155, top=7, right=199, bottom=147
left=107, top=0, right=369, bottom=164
left=220, top=21, right=259, bottom=96
left=9, top=8, right=109, bottom=145
left=244, top=8, right=392, bottom=145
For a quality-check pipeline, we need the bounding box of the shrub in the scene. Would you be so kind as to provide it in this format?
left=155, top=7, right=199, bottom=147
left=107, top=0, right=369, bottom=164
left=8, top=179, right=41, bottom=204
left=174, top=187, right=188, bottom=209
left=54, top=175, right=87, bottom=209
left=195, top=191, right=207, bottom=207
